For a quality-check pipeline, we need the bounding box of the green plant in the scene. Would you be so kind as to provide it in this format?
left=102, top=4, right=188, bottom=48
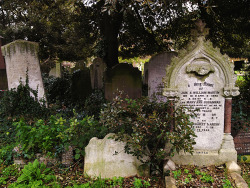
left=194, top=169, right=201, bottom=175
left=0, top=76, right=49, bottom=120
left=100, top=92, right=196, bottom=174
left=172, top=169, right=182, bottom=179
left=110, top=176, right=124, bottom=187
left=9, top=159, right=57, bottom=188
left=184, top=169, right=189, bottom=174
left=65, top=114, right=109, bottom=159
left=0, top=144, right=15, bottom=165
left=200, top=172, right=214, bottom=183
left=15, top=116, right=68, bottom=159
left=0, top=164, right=19, bottom=186
left=84, top=90, right=106, bottom=119
left=133, top=177, right=143, bottom=188
left=222, top=179, right=232, bottom=188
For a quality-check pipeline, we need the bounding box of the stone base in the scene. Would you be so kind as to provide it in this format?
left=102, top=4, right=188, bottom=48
left=171, top=134, right=237, bottom=166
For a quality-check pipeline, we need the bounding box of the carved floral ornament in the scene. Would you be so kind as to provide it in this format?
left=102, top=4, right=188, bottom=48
left=186, top=58, right=215, bottom=76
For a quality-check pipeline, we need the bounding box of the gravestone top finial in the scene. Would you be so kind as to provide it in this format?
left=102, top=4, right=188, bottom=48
left=191, top=19, right=209, bottom=37
left=195, top=19, right=206, bottom=33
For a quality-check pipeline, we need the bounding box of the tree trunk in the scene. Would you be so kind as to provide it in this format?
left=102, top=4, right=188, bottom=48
left=98, top=3, right=123, bottom=68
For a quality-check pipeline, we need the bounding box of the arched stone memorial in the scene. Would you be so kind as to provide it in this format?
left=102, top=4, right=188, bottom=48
left=163, top=20, right=240, bottom=166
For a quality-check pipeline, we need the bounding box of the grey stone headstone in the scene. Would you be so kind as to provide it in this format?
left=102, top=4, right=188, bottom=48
left=104, top=63, right=142, bottom=101
left=1, top=40, right=46, bottom=101
left=147, top=52, right=177, bottom=102
left=71, top=67, right=92, bottom=102
left=90, top=58, right=107, bottom=90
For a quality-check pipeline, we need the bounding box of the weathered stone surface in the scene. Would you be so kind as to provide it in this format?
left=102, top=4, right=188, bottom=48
left=230, top=172, right=248, bottom=188
left=226, top=161, right=241, bottom=174
left=1, top=40, right=46, bottom=101
left=49, top=62, right=61, bottom=78
left=163, top=21, right=239, bottom=166
left=147, top=52, right=176, bottom=102
left=165, top=176, right=177, bottom=188
left=104, top=63, right=142, bottom=101
left=90, top=58, right=106, bottom=90
left=84, top=133, right=148, bottom=178
left=163, top=159, right=176, bottom=172
left=71, top=68, right=92, bottom=102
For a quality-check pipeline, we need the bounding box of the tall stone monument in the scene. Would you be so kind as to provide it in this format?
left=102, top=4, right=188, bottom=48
left=163, top=20, right=240, bottom=166
left=90, top=57, right=107, bottom=90
left=1, top=40, right=46, bottom=101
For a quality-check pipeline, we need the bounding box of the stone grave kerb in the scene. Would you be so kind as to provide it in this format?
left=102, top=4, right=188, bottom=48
left=163, top=20, right=240, bottom=166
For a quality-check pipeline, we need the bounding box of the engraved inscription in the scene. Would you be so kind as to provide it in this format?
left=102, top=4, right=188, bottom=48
left=180, top=82, right=223, bottom=133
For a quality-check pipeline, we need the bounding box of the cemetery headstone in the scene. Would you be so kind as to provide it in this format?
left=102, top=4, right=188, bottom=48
left=49, top=62, right=61, bottom=78
left=84, top=133, right=149, bottom=178
left=1, top=40, right=46, bottom=101
left=163, top=20, right=240, bottom=166
left=71, top=67, right=92, bottom=102
left=147, top=52, right=177, bottom=102
left=90, top=57, right=107, bottom=90
left=104, top=63, right=142, bottom=101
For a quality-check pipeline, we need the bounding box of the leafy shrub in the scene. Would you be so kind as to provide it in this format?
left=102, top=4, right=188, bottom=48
left=100, top=93, right=196, bottom=174
left=0, top=78, right=48, bottom=120
left=232, top=66, right=250, bottom=133
left=65, top=114, right=109, bottom=159
left=9, top=159, right=57, bottom=188
left=0, top=164, right=19, bottom=186
left=43, top=72, right=72, bottom=106
left=15, top=116, right=68, bottom=159
left=84, top=90, right=106, bottom=119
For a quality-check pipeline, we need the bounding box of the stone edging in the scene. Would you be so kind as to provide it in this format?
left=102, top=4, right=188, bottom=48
left=230, top=172, right=248, bottom=188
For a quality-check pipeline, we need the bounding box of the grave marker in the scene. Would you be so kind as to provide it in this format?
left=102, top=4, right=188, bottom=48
left=1, top=40, right=46, bottom=101
left=147, top=52, right=176, bottom=102
left=163, top=20, right=240, bottom=166
left=90, top=58, right=106, bottom=90
left=104, top=63, right=142, bottom=100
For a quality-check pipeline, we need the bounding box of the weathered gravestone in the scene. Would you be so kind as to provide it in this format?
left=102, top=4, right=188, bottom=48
left=71, top=67, right=92, bottom=102
left=84, top=133, right=149, bottom=178
left=163, top=20, right=240, bottom=166
left=147, top=52, right=177, bottom=102
left=90, top=57, right=107, bottom=90
left=49, top=62, right=62, bottom=78
left=0, top=36, right=8, bottom=90
left=1, top=40, right=46, bottom=101
left=104, top=63, right=142, bottom=101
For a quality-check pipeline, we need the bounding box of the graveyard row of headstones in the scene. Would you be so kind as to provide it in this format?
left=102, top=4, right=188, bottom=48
left=0, top=22, right=249, bottom=179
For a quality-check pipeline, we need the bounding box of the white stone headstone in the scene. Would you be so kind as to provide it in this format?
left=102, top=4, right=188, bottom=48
left=163, top=21, right=239, bottom=166
left=1, top=40, right=46, bottom=101
left=84, top=133, right=149, bottom=178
